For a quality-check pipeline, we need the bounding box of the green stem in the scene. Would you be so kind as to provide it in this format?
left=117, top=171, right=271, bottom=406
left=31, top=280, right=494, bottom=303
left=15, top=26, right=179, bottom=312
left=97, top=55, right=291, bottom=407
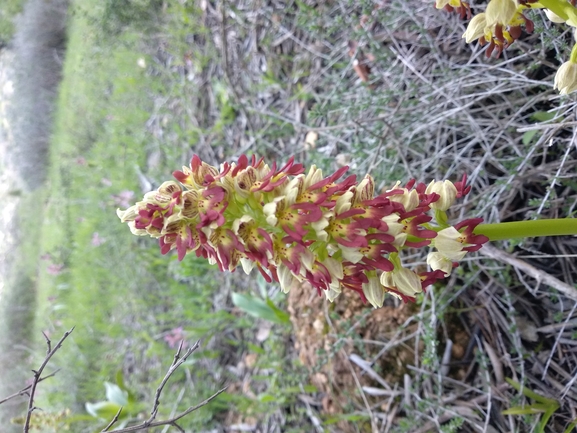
left=571, top=42, right=577, bottom=64
left=536, top=0, right=577, bottom=28
left=474, top=218, right=577, bottom=241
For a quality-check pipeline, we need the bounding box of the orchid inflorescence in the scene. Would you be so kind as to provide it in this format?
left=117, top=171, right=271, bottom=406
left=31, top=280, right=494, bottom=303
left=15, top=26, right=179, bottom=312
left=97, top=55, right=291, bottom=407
left=117, top=155, right=488, bottom=308
left=436, top=0, right=577, bottom=94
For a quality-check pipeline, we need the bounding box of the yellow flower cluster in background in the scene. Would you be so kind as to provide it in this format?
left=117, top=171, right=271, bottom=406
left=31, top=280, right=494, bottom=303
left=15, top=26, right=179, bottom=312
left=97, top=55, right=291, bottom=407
left=437, top=0, right=577, bottom=94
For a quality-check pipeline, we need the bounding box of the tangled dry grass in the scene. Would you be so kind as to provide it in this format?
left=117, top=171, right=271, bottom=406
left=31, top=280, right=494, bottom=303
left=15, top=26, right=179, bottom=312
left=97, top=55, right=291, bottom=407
left=142, top=1, right=577, bottom=431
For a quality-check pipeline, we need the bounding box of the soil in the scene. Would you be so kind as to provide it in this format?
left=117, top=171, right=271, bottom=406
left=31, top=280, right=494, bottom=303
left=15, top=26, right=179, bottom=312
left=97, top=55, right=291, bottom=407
left=287, top=283, right=417, bottom=426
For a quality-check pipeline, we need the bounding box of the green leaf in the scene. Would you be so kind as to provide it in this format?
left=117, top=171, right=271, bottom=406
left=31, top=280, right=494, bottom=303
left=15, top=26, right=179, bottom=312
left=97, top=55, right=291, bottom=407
left=563, top=420, right=577, bottom=433
left=116, top=371, right=136, bottom=404
left=538, top=407, right=560, bottom=433
left=247, top=342, right=265, bottom=354
left=231, top=292, right=288, bottom=324
left=324, top=413, right=370, bottom=424
left=104, top=382, right=129, bottom=406
left=502, top=404, right=548, bottom=415
left=530, top=111, right=557, bottom=122
left=258, top=394, right=277, bottom=403
left=522, top=130, right=538, bottom=145
left=505, top=378, right=559, bottom=405
left=265, top=298, right=290, bottom=324
left=284, top=385, right=318, bottom=394
left=116, top=371, right=127, bottom=390
left=85, top=401, right=123, bottom=420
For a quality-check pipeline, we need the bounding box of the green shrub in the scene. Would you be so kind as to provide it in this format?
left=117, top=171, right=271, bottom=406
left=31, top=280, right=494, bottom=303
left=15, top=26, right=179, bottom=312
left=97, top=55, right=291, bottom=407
left=99, top=0, right=164, bottom=35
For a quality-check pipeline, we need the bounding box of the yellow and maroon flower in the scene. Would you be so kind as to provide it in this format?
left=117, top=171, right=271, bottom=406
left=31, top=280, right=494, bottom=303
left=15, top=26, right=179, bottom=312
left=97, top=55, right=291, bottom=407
left=461, top=6, right=534, bottom=59
left=435, top=0, right=472, bottom=19
left=118, top=155, right=487, bottom=307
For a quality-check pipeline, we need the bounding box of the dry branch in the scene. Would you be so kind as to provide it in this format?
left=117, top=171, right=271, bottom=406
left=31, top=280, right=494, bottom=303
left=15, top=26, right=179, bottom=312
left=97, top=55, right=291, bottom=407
left=479, top=244, right=577, bottom=301
left=411, top=383, right=510, bottom=433
left=2, top=332, right=226, bottom=432
left=24, top=327, right=75, bottom=433
left=101, top=340, right=228, bottom=432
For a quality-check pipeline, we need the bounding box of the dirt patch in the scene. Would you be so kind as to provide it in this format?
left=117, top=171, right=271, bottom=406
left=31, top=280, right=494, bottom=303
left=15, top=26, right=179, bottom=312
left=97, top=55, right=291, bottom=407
left=287, top=283, right=417, bottom=426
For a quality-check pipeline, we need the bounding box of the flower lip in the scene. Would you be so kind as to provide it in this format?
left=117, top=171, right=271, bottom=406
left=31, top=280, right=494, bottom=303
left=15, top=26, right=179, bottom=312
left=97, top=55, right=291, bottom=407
left=554, top=61, right=577, bottom=95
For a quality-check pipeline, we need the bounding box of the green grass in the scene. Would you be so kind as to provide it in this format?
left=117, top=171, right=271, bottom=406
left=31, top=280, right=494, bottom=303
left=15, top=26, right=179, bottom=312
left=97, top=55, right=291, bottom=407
left=28, top=1, right=316, bottom=431
left=0, top=0, right=25, bottom=46
left=0, top=192, right=44, bottom=431
left=34, top=2, right=225, bottom=429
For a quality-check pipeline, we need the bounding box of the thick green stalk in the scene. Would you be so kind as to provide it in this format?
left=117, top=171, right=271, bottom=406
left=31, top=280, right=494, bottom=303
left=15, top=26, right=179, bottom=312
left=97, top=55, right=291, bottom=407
left=474, top=218, right=577, bottom=241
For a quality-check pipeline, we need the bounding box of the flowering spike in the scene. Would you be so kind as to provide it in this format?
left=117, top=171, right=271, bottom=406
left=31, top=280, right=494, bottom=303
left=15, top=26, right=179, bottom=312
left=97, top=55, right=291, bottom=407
left=118, top=155, right=488, bottom=307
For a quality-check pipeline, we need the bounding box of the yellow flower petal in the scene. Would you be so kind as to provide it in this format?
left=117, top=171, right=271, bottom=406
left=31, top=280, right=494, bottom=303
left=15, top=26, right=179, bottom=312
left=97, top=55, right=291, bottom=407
left=462, top=13, right=488, bottom=44
left=485, top=0, right=517, bottom=27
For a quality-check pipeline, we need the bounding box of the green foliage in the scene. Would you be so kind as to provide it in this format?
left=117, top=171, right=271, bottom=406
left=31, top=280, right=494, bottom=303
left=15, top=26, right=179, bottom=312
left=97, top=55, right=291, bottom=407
left=503, top=377, right=561, bottom=433
left=84, top=372, right=142, bottom=430
left=522, top=110, right=562, bottom=145
left=218, top=330, right=317, bottom=426
left=440, top=417, right=465, bottom=432
left=231, top=292, right=291, bottom=325
left=27, top=2, right=227, bottom=430
left=0, top=0, right=24, bottom=45
left=23, top=1, right=324, bottom=430
left=98, top=0, right=164, bottom=35
left=564, top=420, right=577, bottom=433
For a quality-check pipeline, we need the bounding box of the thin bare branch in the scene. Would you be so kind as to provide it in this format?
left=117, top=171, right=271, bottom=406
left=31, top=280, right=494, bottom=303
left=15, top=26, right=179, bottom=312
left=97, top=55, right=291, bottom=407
left=411, top=383, right=510, bottom=433
left=99, top=340, right=227, bottom=432
left=148, top=340, right=200, bottom=422
left=102, top=386, right=228, bottom=432
left=102, top=407, right=123, bottom=432
left=479, top=244, right=577, bottom=301
left=23, top=327, right=75, bottom=433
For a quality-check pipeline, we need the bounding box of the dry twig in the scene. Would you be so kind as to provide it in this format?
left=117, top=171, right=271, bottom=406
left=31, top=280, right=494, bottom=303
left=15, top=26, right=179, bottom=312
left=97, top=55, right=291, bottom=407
left=101, top=340, right=228, bottom=432
left=479, top=244, right=577, bottom=301
left=411, top=383, right=510, bottom=433
left=24, top=327, right=75, bottom=433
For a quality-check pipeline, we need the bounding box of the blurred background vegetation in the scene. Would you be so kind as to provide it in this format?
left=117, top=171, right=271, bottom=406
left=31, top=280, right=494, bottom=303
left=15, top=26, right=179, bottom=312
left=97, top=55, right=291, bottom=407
left=1, top=0, right=577, bottom=432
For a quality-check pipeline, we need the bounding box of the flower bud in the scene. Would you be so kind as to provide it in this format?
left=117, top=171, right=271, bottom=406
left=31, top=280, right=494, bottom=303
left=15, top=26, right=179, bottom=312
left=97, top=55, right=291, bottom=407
left=554, top=61, right=577, bottom=95
left=426, top=180, right=458, bottom=211
left=363, top=274, right=385, bottom=308
left=380, top=267, right=422, bottom=298
left=388, top=182, right=419, bottom=212
left=392, top=267, right=423, bottom=297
